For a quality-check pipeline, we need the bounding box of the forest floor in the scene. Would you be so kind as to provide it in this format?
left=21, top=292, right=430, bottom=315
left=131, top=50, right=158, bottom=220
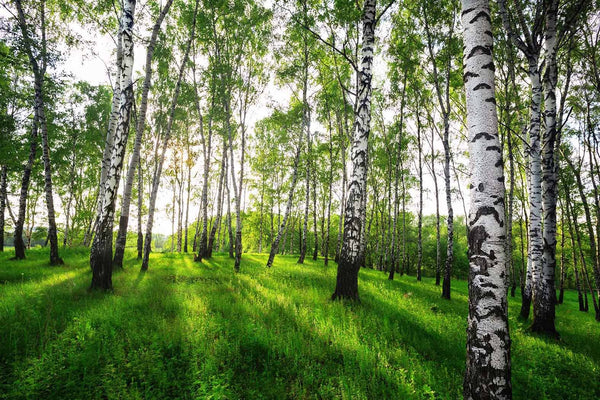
left=0, top=248, right=598, bottom=400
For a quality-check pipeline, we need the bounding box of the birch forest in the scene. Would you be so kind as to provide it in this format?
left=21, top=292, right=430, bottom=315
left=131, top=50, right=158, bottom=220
left=1, top=0, right=600, bottom=398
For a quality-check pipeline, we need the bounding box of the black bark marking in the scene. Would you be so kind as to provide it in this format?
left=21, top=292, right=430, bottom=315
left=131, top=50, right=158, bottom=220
left=461, top=7, right=476, bottom=16
left=481, top=62, right=495, bottom=71
left=485, top=145, right=502, bottom=153
left=464, top=71, right=479, bottom=82
left=471, top=255, right=491, bottom=275
left=470, top=206, right=504, bottom=227
left=474, top=83, right=492, bottom=90
left=485, top=97, right=496, bottom=104
left=467, top=46, right=491, bottom=59
left=481, top=282, right=499, bottom=289
left=471, top=132, right=494, bottom=142
left=469, top=11, right=491, bottom=24
left=478, top=183, right=484, bottom=192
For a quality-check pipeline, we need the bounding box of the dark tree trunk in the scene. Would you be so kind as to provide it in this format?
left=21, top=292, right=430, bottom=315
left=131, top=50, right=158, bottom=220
left=566, top=199, right=585, bottom=311
left=565, top=155, right=600, bottom=320
left=206, top=142, right=227, bottom=258
left=267, top=144, right=302, bottom=267
left=137, top=156, right=143, bottom=259
left=416, top=110, right=423, bottom=281
left=0, top=165, right=6, bottom=252
left=13, top=114, right=37, bottom=260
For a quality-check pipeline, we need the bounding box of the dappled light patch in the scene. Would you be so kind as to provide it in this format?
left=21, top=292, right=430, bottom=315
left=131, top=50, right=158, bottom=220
left=0, top=249, right=598, bottom=399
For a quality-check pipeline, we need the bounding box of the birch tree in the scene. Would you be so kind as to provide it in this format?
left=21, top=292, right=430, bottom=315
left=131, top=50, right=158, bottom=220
left=14, top=0, right=63, bottom=265
left=90, top=0, right=136, bottom=289
left=141, top=0, right=198, bottom=271
left=113, top=0, right=174, bottom=268
left=461, top=0, right=511, bottom=397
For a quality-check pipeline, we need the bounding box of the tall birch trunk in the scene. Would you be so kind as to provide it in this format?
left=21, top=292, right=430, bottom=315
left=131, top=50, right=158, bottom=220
left=207, top=141, right=227, bottom=258
left=13, top=113, right=38, bottom=260
left=225, top=102, right=242, bottom=271
left=564, top=154, right=600, bottom=320
left=462, top=2, right=511, bottom=397
left=184, top=138, right=192, bottom=253
left=298, top=47, right=311, bottom=264
left=0, top=165, right=6, bottom=252
left=431, top=128, right=441, bottom=285
left=15, top=0, right=63, bottom=265
left=137, top=156, right=143, bottom=259
left=113, top=0, right=173, bottom=268
left=522, top=61, right=543, bottom=320
left=324, top=128, right=334, bottom=266
left=416, top=110, right=423, bottom=281
left=534, top=0, right=559, bottom=335
left=90, top=0, right=136, bottom=289
left=332, top=0, right=376, bottom=301
left=267, top=144, right=302, bottom=268
left=564, top=193, right=585, bottom=311
left=194, top=68, right=213, bottom=261
left=141, top=0, right=197, bottom=271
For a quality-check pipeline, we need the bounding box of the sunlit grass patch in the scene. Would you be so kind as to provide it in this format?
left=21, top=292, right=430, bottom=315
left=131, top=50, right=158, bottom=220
left=0, top=248, right=598, bottom=399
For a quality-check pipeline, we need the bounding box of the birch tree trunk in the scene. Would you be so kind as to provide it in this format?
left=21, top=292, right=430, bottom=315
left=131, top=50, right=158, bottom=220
left=225, top=102, right=242, bottom=271
left=225, top=181, right=234, bottom=258
left=324, top=129, right=334, bottom=266
left=332, top=0, right=376, bottom=301
left=312, top=172, right=319, bottom=261
left=431, top=128, right=441, bottom=285
left=441, top=116, right=454, bottom=299
left=113, top=0, right=173, bottom=268
left=462, top=2, right=511, bottom=397
left=267, top=145, right=302, bottom=268
left=184, top=138, right=192, bottom=253
left=298, top=49, right=311, bottom=264
left=564, top=193, right=585, bottom=311
left=416, top=111, right=423, bottom=281
left=141, top=1, right=197, bottom=271
left=90, top=0, right=136, bottom=288
left=137, top=157, right=143, bottom=259
left=194, top=68, right=213, bottom=261
left=564, top=154, right=600, bottom=320
left=558, top=209, right=565, bottom=304
left=13, top=114, right=38, bottom=260
left=207, top=141, right=227, bottom=258
left=521, top=61, right=544, bottom=320
left=533, top=0, right=559, bottom=335
left=15, top=0, right=63, bottom=265
left=0, top=165, right=6, bottom=252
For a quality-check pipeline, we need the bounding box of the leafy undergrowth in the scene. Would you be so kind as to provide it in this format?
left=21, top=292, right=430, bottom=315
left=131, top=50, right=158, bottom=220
left=0, top=248, right=598, bottom=399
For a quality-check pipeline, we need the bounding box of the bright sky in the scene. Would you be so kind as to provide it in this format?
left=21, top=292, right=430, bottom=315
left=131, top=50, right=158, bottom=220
left=5, top=1, right=468, bottom=238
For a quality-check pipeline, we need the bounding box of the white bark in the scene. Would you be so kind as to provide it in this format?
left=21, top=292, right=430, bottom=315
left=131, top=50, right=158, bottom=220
left=462, top=1, right=511, bottom=397
left=90, top=0, right=137, bottom=289
left=332, top=0, right=376, bottom=300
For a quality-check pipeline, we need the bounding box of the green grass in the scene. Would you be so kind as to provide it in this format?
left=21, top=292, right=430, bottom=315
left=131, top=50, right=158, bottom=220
left=0, top=248, right=598, bottom=399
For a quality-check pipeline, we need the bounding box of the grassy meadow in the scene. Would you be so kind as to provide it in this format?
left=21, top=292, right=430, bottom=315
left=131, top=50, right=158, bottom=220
left=0, top=248, right=598, bottom=399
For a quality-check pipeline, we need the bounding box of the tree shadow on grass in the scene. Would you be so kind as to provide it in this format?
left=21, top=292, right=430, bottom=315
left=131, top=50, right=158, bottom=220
left=0, top=263, right=201, bottom=400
